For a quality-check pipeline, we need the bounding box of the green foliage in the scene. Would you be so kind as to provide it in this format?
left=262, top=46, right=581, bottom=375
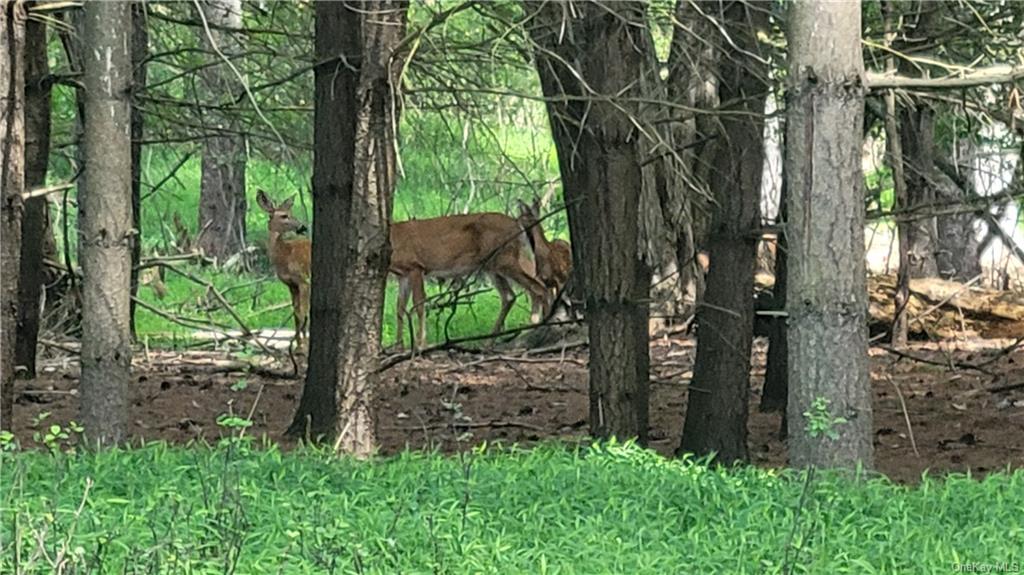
left=803, top=397, right=849, bottom=441
left=3, top=442, right=1022, bottom=573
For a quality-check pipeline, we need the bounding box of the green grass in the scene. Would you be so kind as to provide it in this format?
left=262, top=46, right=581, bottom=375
left=3, top=441, right=1022, bottom=573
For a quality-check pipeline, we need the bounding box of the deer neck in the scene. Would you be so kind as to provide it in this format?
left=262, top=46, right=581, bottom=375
left=266, top=228, right=283, bottom=259
left=527, top=224, right=551, bottom=259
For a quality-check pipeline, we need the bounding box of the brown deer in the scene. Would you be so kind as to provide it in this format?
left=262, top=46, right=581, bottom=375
left=389, top=212, right=551, bottom=349
left=256, top=191, right=311, bottom=348
left=516, top=199, right=573, bottom=312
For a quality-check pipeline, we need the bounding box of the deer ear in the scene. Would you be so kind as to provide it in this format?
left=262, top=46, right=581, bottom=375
left=280, top=195, right=296, bottom=211
left=256, top=189, right=274, bottom=213
left=516, top=200, right=531, bottom=217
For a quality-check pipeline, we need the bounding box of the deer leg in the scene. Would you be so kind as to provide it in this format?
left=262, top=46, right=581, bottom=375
left=288, top=284, right=303, bottom=348
left=395, top=275, right=410, bottom=350
left=506, top=268, right=550, bottom=324
left=410, top=269, right=427, bottom=349
left=297, top=281, right=310, bottom=346
left=490, top=274, right=516, bottom=335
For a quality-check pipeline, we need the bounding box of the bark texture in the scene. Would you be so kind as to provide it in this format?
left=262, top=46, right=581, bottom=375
left=528, top=0, right=652, bottom=443
left=786, top=0, right=874, bottom=469
left=1, top=0, right=26, bottom=430
left=15, top=13, right=50, bottom=379
left=79, top=0, right=133, bottom=446
left=679, top=0, right=769, bottom=464
left=196, top=0, right=247, bottom=260
left=287, top=1, right=359, bottom=442
left=288, top=0, right=408, bottom=457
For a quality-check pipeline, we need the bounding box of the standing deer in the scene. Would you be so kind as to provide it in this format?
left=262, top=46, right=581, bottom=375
left=256, top=190, right=311, bottom=348
left=516, top=199, right=573, bottom=313
left=389, top=212, right=551, bottom=349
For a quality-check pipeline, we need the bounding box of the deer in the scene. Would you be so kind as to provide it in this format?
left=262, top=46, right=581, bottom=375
left=389, top=212, right=551, bottom=350
left=516, top=199, right=574, bottom=315
left=256, top=190, right=311, bottom=349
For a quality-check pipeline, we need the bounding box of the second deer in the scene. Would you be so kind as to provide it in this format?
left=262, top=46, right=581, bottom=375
left=516, top=199, right=573, bottom=314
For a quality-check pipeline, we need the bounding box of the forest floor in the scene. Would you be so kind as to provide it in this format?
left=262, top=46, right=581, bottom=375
left=11, top=335, right=1024, bottom=484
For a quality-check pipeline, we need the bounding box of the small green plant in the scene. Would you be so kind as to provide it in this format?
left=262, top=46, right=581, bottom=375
left=0, top=429, right=18, bottom=452
left=33, top=421, right=85, bottom=454
left=803, top=397, right=848, bottom=440
left=216, top=415, right=253, bottom=430
left=230, top=378, right=249, bottom=392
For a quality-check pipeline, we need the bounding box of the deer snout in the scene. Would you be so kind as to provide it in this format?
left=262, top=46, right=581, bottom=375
left=296, top=223, right=309, bottom=235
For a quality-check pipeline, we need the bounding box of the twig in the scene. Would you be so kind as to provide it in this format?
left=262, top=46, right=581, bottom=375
left=886, top=376, right=920, bottom=458
left=907, top=274, right=983, bottom=326
left=442, top=354, right=584, bottom=373
left=384, top=420, right=544, bottom=432
left=875, top=343, right=994, bottom=376
left=985, top=381, right=1024, bottom=394
left=151, top=262, right=277, bottom=357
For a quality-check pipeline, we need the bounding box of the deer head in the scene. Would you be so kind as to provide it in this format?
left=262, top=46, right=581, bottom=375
left=256, top=189, right=307, bottom=236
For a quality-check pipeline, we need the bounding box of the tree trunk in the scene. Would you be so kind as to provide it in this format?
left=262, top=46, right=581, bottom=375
left=900, top=105, right=940, bottom=278
left=15, top=13, right=50, bottom=379
left=1, top=0, right=26, bottom=430
left=288, top=0, right=408, bottom=456
left=195, top=0, right=247, bottom=260
left=528, top=0, right=652, bottom=443
left=636, top=25, right=686, bottom=331
left=666, top=0, right=718, bottom=304
left=786, top=0, right=874, bottom=470
left=129, top=1, right=148, bottom=337
left=79, top=0, right=133, bottom=446
left=679, top=0, right=769, bottom=464
left=286, top=0, right=359, bottom=441
left=934, top=143, right=982, bottom=281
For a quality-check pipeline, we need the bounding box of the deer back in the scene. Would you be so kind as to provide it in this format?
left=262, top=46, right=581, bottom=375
left=390, top=213, right=533, bottom=278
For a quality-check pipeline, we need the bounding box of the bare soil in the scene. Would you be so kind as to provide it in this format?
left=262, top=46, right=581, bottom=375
left=12, top=335, right=1024, bottom=484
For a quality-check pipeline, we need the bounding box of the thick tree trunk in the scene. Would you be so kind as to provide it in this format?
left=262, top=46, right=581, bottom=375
left=79, top=0, right=133, bottom=446
left=1, top=0, right=26, bottom=430
left=679, top=0, right=769, bottom=464
left=288, top=0, right=408, bottom=456
left=287, top=1, right=360, bottom=441
left=195, top=0, right=247, bottom=260
left=529, top=0, right=652, bottom=443
left=15, top=14, right=50, bottom=379
left=129, top=1, right=148, bottom=337
left=786, top=0, right=874, bottom=469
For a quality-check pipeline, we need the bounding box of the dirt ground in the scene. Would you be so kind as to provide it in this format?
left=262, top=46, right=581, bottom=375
left=11, top=335, right=1024, bottom=484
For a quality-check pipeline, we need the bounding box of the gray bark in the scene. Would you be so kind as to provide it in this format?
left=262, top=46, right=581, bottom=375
left=196, top=0, right=247, bottom=260
left=79, top=0, right=133, bottom=446
left=785, top=0, right=874, bottom=469
left=1, top=0, right=26, bottom=429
